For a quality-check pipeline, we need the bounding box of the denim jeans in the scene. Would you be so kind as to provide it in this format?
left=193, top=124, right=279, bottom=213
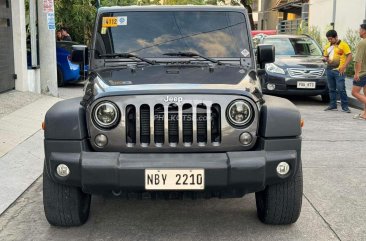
left=326, top=69, right=349, bottom=109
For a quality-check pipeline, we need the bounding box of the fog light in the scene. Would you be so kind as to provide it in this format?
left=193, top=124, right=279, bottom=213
left=56, top=164, right=70, bottom=177
left=276, top=162, right=290, bottom=176
left=95, top=134, right=108, bottom=147
left=239, top=132, right=253, bottom=146
left=267, top=83, right=276, bottom=91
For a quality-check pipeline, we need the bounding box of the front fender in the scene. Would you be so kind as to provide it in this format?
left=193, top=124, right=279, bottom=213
left=44, top=97, right=88, bottom=140
left=259, top=95, right=301, bottom=138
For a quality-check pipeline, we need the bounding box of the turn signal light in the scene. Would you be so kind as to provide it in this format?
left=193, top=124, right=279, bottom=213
left=300, top=119, right=304, bottom=128
left=42, top=121, right=45, bottom=130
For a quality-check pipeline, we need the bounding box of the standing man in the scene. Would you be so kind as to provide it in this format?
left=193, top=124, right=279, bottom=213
left=323, top=30, right=353, bottom=112
left=60, top=27, right=72, bottom=41
left=352, top=23, right=366, bottom=120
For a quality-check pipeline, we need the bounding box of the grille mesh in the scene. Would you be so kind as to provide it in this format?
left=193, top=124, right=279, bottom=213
left=125, top=103, right=221, bottom=147
left=287, top=68, right=325, bottom=78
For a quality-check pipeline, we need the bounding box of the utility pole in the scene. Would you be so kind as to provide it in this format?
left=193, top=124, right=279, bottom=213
left=364, top=0, right=366, bottom=24
left=29, top=0, right=38, bottom=69
left=331, top=0, right=336, bottom=29
left=37, top=0, right=58, bottom=96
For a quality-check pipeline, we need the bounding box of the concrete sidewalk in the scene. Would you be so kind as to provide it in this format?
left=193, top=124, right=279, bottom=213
left=0, top=91, right=61, bottom=214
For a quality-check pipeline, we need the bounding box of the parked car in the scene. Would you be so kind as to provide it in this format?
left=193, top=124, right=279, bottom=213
left=257, top=34, right=329, bottom=102
left=27, top=41, right=88, bottom=87
left=56, top=41, right=88, bottom=87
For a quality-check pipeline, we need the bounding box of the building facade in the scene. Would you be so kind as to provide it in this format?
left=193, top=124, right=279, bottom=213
left=0, top=0, right=57, bottom=95
left=258, top=0, right=309, bottom=34
left=308, top=0, right=366, bottom=39
left=257, top=0, right=366, bottom=37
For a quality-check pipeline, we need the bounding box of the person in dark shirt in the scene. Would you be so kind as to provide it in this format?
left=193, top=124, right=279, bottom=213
left=56, top=30, right=62, bottom=41
left=61, top=27, right=72, bottom=41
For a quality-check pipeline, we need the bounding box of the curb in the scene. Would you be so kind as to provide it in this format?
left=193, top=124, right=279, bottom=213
left=346, top=88, right=363, bottom=110
left=345, top=78, right=363, bottom=110
left=348, top=96, right=363, bottom=110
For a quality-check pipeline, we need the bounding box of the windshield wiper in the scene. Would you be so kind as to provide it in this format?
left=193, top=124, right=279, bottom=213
left=163, top=52, right=223, bottom=65
left=99, top=53, right=155, bottom=65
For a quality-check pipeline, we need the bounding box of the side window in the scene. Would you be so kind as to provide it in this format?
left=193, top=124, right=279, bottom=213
left=293, top=42, right=306, bottom=55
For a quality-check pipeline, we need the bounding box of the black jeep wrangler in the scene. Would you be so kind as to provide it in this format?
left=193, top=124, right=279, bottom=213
left=43, top=6, right=303, bottom=227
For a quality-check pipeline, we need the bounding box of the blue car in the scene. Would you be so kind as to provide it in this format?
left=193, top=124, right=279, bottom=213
left=27, top=41, right=88, bottom=86
left=56, top=41, right=88, bottom=86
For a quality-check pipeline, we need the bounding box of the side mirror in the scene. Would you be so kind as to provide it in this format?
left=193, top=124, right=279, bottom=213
left=71, top=45, right=88, bottom=64
left=257, top=44, right=275, bottom=69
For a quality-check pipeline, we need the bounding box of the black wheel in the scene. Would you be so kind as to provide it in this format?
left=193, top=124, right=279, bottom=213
left=57, top=67, right=65, bottom=87
left=321, top=93, right=330, bottom=103
left=255, top=161, right=303, bottom=225
left=43, top=164, right=91, bottom=227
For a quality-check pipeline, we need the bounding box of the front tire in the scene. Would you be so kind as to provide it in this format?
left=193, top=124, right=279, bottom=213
left=255, top=161, right=303, bottom=225
left=43, top=164, right=91, bottom=227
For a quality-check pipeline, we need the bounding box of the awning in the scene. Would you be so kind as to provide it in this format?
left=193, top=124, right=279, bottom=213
left=273, top=0, right=303, bottom=11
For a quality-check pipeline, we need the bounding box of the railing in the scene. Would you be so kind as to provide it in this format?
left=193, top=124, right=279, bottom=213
left=277, top=19, right=308, bottom=34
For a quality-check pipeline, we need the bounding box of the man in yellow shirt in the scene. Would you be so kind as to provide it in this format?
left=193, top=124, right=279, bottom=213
left=323, top=30, right=353, bottom=112
left=352, top=23, right=366, bottom=120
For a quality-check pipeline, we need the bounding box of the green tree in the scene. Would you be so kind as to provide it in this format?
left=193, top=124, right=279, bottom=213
left=100, top=0, right=159, bottom=6
left=55, top=0, right=160, bottom=44
left=54, top=0, right=97, bottom=44
left=344, top=29, right=361, bottom=76
left=162, top=0, right=205, bottom=4
left=239, top=0, right=254, bottom=30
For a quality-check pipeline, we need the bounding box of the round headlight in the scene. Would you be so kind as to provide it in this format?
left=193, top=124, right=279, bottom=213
left=226, top=100, right=253, bottom=127
left=93, top=101, right=120, bottom=128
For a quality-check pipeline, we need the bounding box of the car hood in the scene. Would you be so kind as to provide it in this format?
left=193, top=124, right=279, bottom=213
left=97, top=65, right=249, bottom=85
left=274, top=56, right=325, bottom=68
left=87, top=65, right=262, bottom=101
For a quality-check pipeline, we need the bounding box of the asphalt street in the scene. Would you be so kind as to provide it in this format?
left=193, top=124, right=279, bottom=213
left=0, top=84, right=365, bottom=241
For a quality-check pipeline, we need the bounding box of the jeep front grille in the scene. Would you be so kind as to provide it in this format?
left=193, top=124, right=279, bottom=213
left=287, top=68, right=325, bottom=78
left=88, top=95, right=259, bottom=152
left=125, top=103, right=221, bottom=147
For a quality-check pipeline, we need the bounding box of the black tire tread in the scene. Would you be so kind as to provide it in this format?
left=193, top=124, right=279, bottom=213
left=43, top=165, right=91, bottom=227
left=255, top=161, right=303, bottom=225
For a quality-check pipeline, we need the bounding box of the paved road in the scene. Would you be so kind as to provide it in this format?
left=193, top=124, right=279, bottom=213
left=0, top=88, right=365, bottom=241
left=57, top=82, right=85, bottom=99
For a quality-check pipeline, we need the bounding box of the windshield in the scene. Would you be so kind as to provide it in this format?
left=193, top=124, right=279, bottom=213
left=262, top=37, right=322, bottom=56
left=94, top=11, right=251, bottom=58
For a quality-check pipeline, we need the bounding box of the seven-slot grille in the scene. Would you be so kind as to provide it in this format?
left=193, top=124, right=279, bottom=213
left=287, top=68, right=325, bottom=78
left=125, top=103, right=221, bottom=147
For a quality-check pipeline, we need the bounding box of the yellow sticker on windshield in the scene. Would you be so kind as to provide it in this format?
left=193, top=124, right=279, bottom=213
left=102, top=17, right=118, bottom=27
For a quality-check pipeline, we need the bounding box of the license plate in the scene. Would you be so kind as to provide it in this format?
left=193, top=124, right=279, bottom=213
left=297, top=81, right=316, bottom=89
left=145, top=169, right=205, bottom=190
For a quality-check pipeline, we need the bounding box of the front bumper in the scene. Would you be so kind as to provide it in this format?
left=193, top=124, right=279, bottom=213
left=262, top=73, right=328, bottom=96
left=46, top=146, right=299, bottom=196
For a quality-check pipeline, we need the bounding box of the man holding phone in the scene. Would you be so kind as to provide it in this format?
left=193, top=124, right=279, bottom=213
left=323, top=30, right=353, bottom=113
